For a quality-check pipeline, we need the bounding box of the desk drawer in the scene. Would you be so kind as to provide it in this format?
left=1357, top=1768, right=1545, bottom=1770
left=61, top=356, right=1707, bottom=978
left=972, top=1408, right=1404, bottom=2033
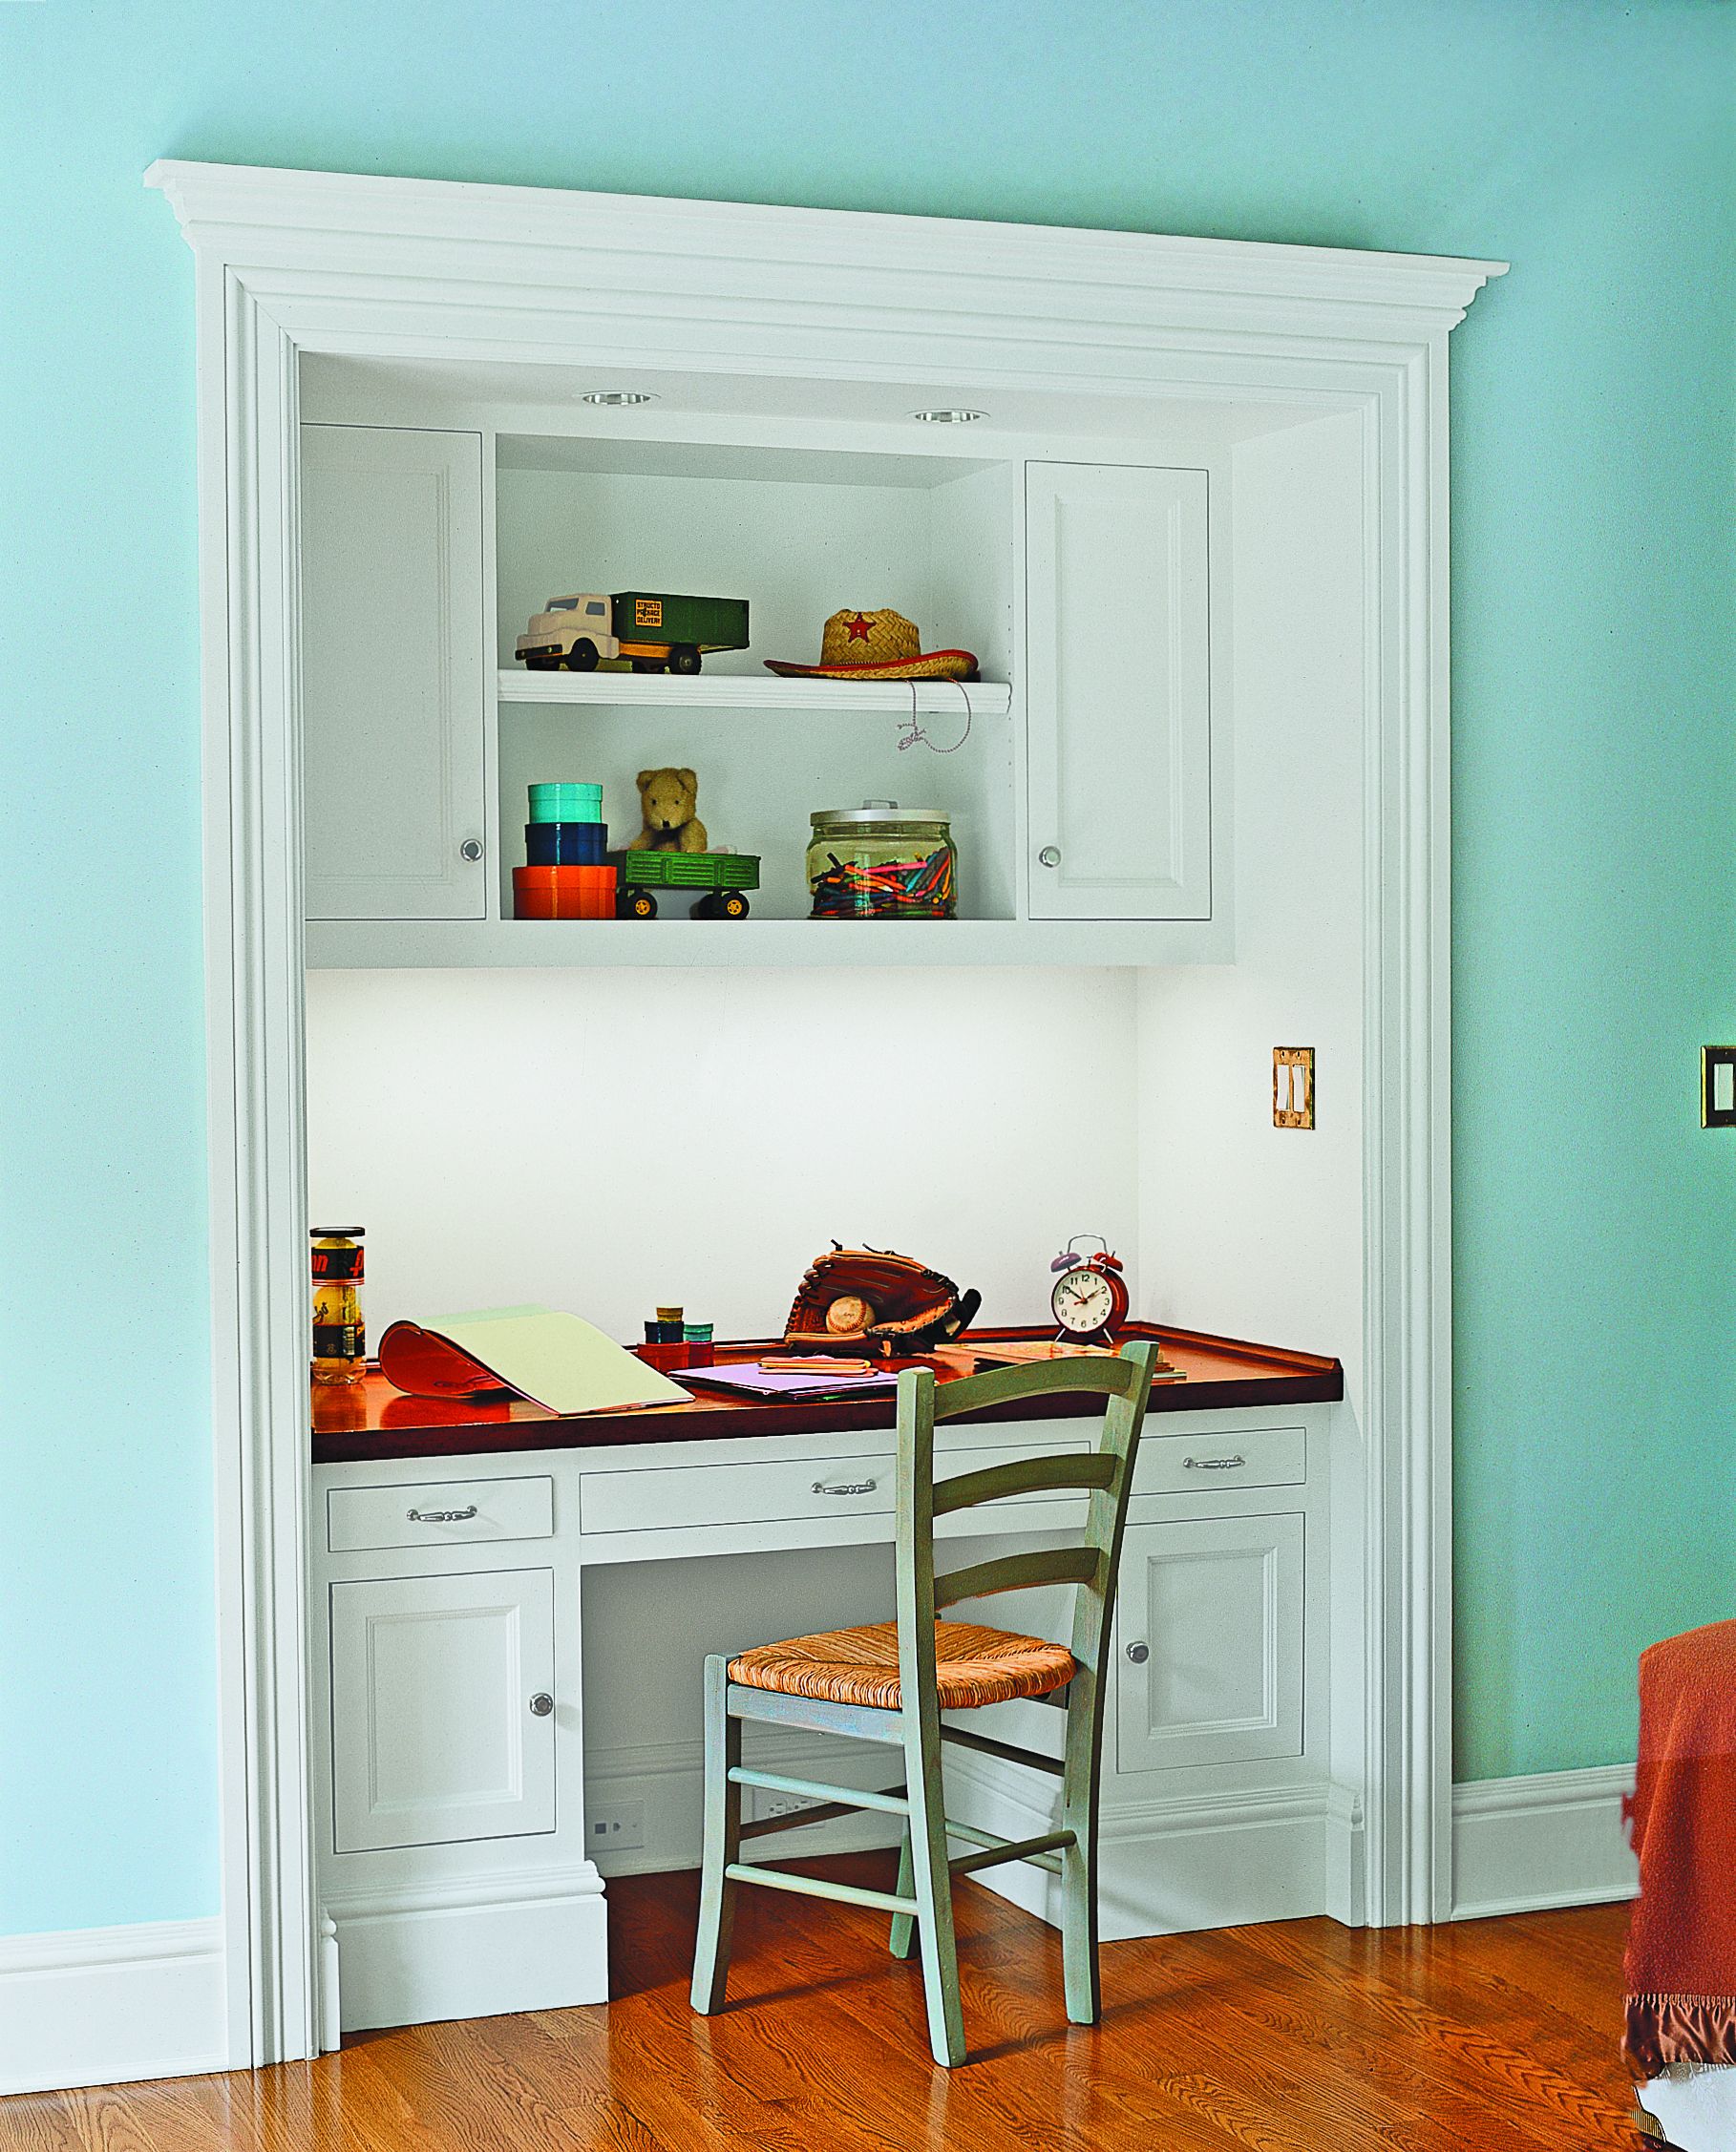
left=1135, top=1426, right=1305, bottom=1497
left=327, top=1474, right=555, bottom=1553
left=580, top=1440, right=1088, bottom=1538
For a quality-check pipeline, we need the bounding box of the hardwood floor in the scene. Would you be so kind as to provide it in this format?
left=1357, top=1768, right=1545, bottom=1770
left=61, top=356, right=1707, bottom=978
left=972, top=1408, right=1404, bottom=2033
left=2, top=1855, right=1646, bottom=2151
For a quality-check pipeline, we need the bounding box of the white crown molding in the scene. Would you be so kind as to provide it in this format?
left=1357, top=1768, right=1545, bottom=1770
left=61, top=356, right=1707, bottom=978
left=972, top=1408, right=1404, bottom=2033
left=143, top=160, right=1506, bottom=342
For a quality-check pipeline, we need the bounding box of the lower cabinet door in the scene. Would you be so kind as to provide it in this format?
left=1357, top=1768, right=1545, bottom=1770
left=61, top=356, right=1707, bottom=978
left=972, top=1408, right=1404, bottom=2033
left=1114, top=1514, right=1303, bottom=1774
left=329, top=1568, right=556, bottom=1853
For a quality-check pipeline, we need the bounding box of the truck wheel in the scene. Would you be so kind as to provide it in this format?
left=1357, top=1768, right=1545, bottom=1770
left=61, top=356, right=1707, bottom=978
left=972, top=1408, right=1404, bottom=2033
left=565, top=641, right=599, bottom=672
left=668, top=646, right=701, bottom=675
left=718, top=890, right=750, bottom=918
left=622, top=888, right=658, bottom=919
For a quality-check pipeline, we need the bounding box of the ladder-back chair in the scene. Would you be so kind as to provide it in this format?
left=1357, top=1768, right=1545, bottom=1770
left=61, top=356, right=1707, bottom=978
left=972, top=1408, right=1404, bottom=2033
left=689, top=1340, right=1158, bottom=2066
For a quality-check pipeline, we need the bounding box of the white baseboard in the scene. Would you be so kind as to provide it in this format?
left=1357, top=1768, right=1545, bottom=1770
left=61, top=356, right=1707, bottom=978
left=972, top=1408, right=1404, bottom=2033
left=943, top=1751, right=1343, bottom=1940
left=0, top=1918, right=227, bottom=2097
left=1450, top=1764, right=1638, bottom=1919
left=324, top=1861, right=608, bottom=2034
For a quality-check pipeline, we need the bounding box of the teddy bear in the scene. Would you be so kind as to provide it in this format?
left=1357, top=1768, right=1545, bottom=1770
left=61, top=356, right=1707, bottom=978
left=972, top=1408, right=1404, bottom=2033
left=627, top=768, right=709, bottom=854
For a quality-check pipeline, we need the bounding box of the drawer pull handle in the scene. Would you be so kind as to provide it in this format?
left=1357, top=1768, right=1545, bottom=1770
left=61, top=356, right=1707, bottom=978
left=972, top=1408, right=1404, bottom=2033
left=1182, top=1456, right=1245, bottom=1472
left=528, top=1692, right=555, bottom=1718
left=407, top=1505, right=479, bottom=1524
left=813, top=1479, right=878, bottom=1497
left=1125, top=1641, right=1151, bottom=1664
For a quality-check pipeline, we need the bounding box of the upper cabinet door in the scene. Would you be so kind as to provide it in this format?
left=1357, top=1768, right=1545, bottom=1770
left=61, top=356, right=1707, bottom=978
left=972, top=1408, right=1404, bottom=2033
left=300, top=425, right=487, bottom=920
left=1025, top=463, right=1212, bottom=920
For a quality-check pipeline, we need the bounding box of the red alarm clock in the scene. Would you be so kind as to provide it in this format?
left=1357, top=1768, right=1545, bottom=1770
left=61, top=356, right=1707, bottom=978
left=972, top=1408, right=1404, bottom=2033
left=1048, top=1234, right=1130, bottom=1345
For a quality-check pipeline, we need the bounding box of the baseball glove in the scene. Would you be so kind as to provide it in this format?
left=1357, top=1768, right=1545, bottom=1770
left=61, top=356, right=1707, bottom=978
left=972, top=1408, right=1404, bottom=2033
left=783, top=1244, right=981, bottom=1354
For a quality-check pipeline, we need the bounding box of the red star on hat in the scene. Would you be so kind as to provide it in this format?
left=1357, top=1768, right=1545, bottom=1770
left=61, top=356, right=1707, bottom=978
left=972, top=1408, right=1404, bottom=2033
left=844, top=612, right=873, bottom=642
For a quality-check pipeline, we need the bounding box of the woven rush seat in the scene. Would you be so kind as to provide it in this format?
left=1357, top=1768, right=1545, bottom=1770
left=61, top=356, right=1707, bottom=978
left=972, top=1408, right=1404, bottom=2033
left=729, top=1619, right=1075, bottom=1712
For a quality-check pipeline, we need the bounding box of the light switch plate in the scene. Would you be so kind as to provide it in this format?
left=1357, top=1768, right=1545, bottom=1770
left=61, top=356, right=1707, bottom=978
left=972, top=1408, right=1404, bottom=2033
left=1702, top=1045, right=1736, bottom=1128
left=1274, top=1046, right=1315, bottom=1129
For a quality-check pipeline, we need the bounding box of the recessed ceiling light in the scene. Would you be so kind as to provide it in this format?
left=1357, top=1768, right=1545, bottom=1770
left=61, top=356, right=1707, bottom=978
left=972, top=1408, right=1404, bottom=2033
left=579, top=390, right=658, bottom=407
left=911, top=407, right=987, bottom=424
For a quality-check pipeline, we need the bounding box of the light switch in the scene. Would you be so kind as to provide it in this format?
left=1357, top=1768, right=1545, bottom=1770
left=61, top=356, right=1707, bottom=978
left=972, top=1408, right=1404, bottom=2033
left=1702, top=1045, right=1736, bottom=1128
left=1274, top=1047, right=1315, bottom=1129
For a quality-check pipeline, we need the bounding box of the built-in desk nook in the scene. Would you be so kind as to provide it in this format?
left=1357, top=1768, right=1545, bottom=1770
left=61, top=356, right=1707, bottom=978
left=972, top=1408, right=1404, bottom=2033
left=143, top=159, right=1493, bottom=2065
left=310, top=1325, right=1345, bottom=2034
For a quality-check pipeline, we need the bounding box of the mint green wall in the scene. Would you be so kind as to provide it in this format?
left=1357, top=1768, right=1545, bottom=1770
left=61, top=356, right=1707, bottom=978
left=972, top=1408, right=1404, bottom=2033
left=3, top=1, right=1730, bottom=1931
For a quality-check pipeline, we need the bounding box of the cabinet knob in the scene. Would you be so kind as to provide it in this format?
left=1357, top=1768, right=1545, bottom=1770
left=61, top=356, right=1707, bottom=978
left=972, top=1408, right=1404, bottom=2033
left=459, top=837, right=484, bottom=863
left=528, top=1692, right=555, bottom=1718
left=1124, top=1641, right=1150, bottom=1665
left=1037, top=845, right=1061, bottom=869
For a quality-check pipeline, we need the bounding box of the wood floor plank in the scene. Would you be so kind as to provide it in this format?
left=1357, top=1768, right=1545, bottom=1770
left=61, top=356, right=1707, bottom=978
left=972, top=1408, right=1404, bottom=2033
left=0, top=1869, right=1648, bottom=2152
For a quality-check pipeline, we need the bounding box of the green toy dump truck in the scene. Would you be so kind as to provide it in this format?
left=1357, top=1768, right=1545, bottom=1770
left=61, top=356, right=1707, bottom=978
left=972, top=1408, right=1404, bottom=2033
left=516, top=591, right=750, bottom=675
left=611, top=850, right=761, bottom=919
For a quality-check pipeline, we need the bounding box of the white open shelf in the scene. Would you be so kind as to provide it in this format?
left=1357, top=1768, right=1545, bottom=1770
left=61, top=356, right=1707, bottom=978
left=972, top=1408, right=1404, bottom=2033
left=498, top=668, right=1012, bottom=717
left=304, top=916, right=1231, bottom=970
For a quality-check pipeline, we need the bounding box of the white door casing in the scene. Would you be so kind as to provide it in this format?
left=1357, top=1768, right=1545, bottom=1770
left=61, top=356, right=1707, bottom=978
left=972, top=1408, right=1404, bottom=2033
left=145, top=159, right=1502, bottom=2065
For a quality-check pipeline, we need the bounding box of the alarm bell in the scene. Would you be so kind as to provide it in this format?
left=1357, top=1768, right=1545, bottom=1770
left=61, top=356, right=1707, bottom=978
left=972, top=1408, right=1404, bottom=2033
left=1052, top=1233, right=1119, bottom=1273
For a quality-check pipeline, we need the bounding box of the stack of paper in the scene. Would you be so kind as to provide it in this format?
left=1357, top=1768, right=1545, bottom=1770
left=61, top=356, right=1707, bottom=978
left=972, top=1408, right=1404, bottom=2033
left=380, top=1304, right=689, bottom=1413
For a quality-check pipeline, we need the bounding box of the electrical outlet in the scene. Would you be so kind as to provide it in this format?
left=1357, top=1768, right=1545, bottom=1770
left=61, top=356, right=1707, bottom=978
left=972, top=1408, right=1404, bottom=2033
left=747, top=1785, right=828, bottom=1825
left=587, top=1799, right=646, bottom=1852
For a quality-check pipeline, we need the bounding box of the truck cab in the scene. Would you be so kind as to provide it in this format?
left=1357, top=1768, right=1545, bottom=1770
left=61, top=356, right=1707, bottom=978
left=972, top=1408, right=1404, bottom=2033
left=516, top=594, right=617, bottom=671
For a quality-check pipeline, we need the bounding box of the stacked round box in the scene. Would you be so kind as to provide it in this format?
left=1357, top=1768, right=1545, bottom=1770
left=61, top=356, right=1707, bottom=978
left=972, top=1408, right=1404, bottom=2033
left=514, top=783, right=616, bottom=918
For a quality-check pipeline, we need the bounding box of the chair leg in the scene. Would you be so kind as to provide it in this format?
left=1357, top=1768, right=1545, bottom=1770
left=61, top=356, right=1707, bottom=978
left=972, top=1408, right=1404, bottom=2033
left=1060, top=1677, right=1103, bottom=2026
left=689, top=1654, right=742, bottom=2015
left=903, top=1718, right=965, bottom=2067
left=1059, top=1785, right=1100, bottom=2024
left=888, top=1823, right=916, bottom=1959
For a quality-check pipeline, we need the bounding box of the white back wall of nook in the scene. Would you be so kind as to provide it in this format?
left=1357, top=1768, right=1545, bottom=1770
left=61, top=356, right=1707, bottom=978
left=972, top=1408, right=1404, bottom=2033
left=305, top=965, right=1138, bottom=1341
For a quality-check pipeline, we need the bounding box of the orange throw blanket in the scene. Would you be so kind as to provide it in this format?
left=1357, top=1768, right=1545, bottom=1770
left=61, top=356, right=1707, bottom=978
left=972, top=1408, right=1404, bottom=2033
left=1625, top=1618, right=1736, bottom=2078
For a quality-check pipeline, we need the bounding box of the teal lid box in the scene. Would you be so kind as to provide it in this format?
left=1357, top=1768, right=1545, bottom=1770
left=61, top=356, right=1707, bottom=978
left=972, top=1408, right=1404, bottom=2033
left=529, top=782, right=603, bottom=824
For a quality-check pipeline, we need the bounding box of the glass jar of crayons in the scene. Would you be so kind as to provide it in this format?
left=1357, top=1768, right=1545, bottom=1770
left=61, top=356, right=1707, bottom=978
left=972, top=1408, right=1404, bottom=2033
left=806, top=804, right=957, bottom=920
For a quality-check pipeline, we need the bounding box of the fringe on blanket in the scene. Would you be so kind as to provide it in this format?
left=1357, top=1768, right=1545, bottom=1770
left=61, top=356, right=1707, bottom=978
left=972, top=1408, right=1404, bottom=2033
left=1627, top=1994, right=1736, bottom=2079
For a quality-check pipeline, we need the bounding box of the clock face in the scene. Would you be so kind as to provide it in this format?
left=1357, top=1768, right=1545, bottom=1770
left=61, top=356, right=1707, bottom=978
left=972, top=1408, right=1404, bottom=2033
left=1051, top=1264, right=1116, bottom=1336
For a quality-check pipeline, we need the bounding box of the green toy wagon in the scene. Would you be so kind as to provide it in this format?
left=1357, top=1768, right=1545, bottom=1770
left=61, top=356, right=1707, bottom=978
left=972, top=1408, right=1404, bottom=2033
left=610, top=850, right=761, bottom=920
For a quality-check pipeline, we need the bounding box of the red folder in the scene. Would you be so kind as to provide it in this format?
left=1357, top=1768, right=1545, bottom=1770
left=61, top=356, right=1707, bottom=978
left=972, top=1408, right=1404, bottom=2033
left=378, top=1319, right=517, bottom=1400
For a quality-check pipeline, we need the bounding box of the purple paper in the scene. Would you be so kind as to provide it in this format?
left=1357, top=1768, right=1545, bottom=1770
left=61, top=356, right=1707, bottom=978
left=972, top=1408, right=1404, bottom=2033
left=677, top=1361, right=903, bottom=1402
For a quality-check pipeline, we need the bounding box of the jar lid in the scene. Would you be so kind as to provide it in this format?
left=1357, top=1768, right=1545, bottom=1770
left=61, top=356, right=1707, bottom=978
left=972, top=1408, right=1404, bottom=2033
left=311, top=1227, right=365, bottom=1237
left=811, top=800, right=948, bottom=829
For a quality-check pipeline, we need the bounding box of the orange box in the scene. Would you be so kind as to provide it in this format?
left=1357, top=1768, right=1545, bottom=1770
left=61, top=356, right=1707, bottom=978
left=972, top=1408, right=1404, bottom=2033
left=513, top=864, right=617, bottom=920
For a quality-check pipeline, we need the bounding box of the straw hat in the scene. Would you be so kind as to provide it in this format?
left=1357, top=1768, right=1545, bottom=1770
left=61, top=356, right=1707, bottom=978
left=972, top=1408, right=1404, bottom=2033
left=765, top=608, right=979, bottom=683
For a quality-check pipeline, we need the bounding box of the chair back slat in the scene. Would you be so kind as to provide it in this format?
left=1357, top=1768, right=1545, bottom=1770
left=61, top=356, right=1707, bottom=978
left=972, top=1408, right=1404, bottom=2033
left=930, top=1354, right=1143, bottom=1423
left=893, top=1340, right=1159, bottom=1734
left=933, top=1545, right=1103, bottom=1610
left=932, top=1450, right=1119, bottom=1518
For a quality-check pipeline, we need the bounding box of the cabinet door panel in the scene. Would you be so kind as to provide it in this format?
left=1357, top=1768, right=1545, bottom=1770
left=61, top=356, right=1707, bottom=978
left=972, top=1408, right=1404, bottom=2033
left=1026, top=462, right=1211, bottom=919
left=329, top=1569, right=555, bottom=1852
left=1114, top=1513, right=1302, bottom=1774
left=301, top=424, right=486, bottom=919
